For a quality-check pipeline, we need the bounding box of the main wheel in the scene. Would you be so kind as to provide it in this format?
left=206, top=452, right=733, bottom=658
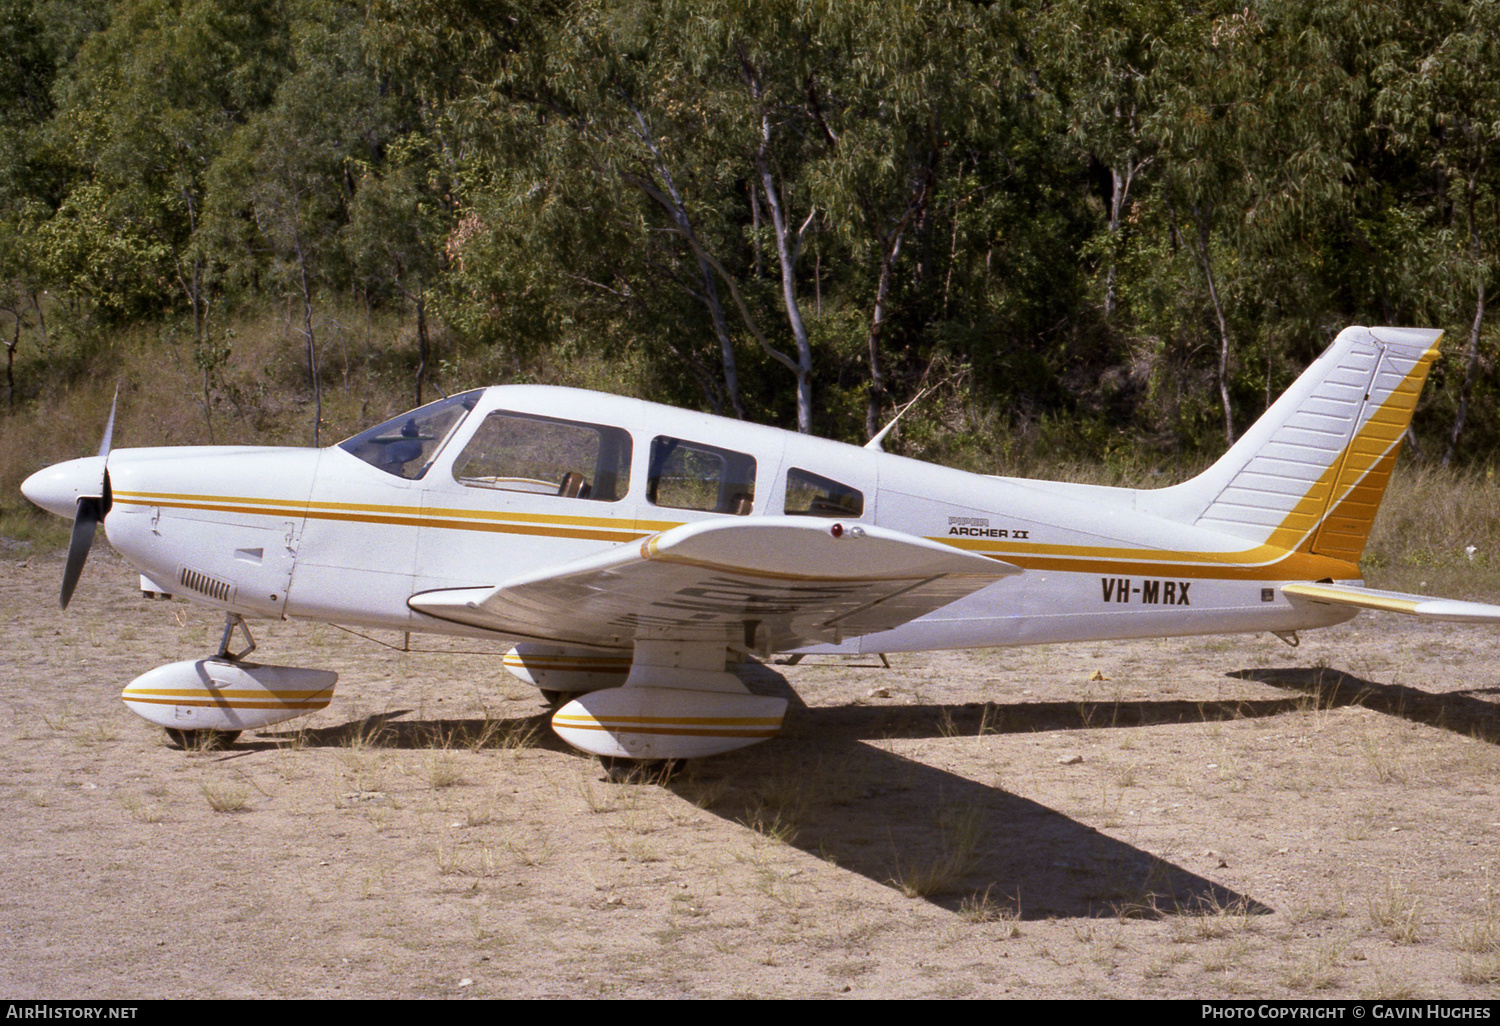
left=599, top=756, right=682, bottom=784
left=539, top=689, right=576, bottom=707
left=165, top=728, right=241, bottom=751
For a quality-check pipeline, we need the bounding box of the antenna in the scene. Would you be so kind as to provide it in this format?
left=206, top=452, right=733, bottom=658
left=864, top=387, right=931, bottom=452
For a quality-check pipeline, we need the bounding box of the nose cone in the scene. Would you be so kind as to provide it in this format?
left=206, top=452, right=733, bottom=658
left=20, top=456, right=106, bottom=518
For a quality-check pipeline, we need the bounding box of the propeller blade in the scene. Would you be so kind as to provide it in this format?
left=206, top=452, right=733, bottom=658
left=60, top=495, right=101, bottom=609
left=53, top=387, right=119, bottom=609
left=98, top=385, right=118, bottom=459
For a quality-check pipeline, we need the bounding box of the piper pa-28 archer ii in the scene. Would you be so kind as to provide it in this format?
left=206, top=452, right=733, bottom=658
left=21, top=325, right=1500, bottom=772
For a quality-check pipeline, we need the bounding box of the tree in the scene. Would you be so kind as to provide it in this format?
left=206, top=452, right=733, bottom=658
left=208, top=0, right=399, bottom=443
left=1377, top=0, right=1500, bottom=463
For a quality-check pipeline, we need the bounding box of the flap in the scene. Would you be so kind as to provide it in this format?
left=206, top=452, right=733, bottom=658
left=1282, top=582, right=1500, bottom=623
left=408, top=518, right=1018, bottom=650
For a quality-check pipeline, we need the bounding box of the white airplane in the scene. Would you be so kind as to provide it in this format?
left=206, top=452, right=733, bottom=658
left=21, top=325, right=1500, bottom=773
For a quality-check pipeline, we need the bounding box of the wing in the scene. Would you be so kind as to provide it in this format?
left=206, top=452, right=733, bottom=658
left=1282, top=582, right=1500, bottom=623
left=408, top=518, right=1018, bottom=651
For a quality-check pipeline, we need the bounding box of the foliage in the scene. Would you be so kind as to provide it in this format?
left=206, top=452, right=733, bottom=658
left=2, top=0, right=1499, bottom=464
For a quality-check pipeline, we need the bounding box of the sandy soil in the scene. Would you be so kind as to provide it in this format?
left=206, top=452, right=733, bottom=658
left=2, top=549, right=1499, bottom=999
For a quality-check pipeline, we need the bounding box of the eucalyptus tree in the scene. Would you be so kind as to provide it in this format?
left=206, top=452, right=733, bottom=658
left=206, top=0, right=395, bottom=443
left=796, top=0, right=1021, bottom=439
left=1039, top=0, right=1167, bottom=325
left=1377, top=0, right=1500, bottom=464
left=343, top=138, right=452, bottom=405
left=40, top=0, right=287, bottom=325
left=0, top=0, right=64, bottom=401
left=1137, top=1, right=1366, bottom=445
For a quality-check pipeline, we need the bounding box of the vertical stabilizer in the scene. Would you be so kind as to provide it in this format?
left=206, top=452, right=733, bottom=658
left=1147, top=327, right=1442, bottom=558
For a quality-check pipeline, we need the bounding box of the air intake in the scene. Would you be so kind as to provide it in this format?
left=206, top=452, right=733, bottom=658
left=177, top=566, right=234, bottom=604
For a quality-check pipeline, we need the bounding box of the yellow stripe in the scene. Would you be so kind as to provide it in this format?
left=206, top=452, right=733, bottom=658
left=554, top=714, right=783, bottom=727
left=553, top=715, right=782, bottom=739
left=1267, top=344, right=1440, bottom=553
left=113, top=492, right=667, bottom=544
left=122, top=688, right=334, bottom=699
left=932, top=344, right=1441, bottom=580
left=933, top=542, right=1355, bottom=581
left=113, top=490, right=680, bottom=531
left=112, top=346, right=1438, bottom=583
left=122, top=696, right=330, bottom=710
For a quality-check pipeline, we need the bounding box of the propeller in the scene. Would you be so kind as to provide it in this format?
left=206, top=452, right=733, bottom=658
left=59, top=389, right=117, bottom=610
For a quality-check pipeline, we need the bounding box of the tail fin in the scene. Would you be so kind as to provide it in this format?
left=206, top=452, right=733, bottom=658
left=1148, top=326, right=1442, bottom=560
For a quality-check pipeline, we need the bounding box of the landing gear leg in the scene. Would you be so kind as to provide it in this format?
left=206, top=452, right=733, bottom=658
left=214, top=613, right=256, bottom=661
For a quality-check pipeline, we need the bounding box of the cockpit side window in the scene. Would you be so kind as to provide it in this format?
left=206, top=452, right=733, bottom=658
left=784, top=468, right=864, bottom=517
left=647, top=436, right=756, bottom=515
left=452, top=412, right=633, bottom=502
left=338, top=390, right=482, bottom=480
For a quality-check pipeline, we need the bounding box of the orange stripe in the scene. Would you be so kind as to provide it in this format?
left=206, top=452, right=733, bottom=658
left=554, top=720, right=781, bottom=739
left=112, top=490, right=680, bottom=532
left=554, top=714, right=783, bottom=727
left=122, top=688, right=333, bottom=699
left=112, top=348, right=1438, bottom=582
left=122, top=696, right=330, bottom=709
left=113, top=495, right=655, bottom=544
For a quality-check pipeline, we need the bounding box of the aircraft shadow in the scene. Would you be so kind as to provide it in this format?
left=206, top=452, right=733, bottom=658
left=672, top=660, right=1269, bottom=920
left=737, top=656, right=1325, bottom=740
left=247, top=664, right=1281, bottom=917
left=260, top=708, right=577, bottom=755
left=1230, top=665, right=1500, bottom=744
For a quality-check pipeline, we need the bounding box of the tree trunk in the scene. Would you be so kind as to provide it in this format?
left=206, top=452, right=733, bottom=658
left=864, top=234, right=902, bottom=441
left=293, top=224, right=321, bottom=447
left=1193, top=207, right=1235, bottom=444
left=756, top=139, right=814, bottom=434
left=1445, top=180, right=1487, bottom=466
left=5, top=312, right=16, bottom=409
left=414, top=288, right=429, bottom=407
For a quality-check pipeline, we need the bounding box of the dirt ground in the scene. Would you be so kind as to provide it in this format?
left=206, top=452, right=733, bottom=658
left=2, top=548, right=1499, bottom=999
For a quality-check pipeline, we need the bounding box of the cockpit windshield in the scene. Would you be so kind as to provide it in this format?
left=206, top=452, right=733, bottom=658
left=337, top=390, right=483, bottom=479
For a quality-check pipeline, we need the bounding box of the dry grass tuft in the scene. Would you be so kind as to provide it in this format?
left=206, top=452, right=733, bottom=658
left=1368, top=877, right=1424, bottom=945
left=119, top=794, right=163, bottom=824
left=199, top=780, right=250, bottom=813
left=1280, top=940, right=1346, bottom=992
left=890, top=804, right=985, bottom=899
left=1458, top=954, right=1500, bottom=985
left=413, top=751, right=466, bottom=789
left=1455, top=880, right=1499, bottom=955
left=958, top=886, right=1022, bottom=935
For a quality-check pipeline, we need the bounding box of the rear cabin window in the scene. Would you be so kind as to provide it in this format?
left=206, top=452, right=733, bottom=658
left=784, top=468, right=864, bottom=518
left=648, top=437, right=756, bottom=515
left=452, top=412, right=633, bottom=501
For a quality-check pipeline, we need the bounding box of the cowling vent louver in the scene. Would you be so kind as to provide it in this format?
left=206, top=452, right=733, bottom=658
left=177, top=566, right=234, bottom=604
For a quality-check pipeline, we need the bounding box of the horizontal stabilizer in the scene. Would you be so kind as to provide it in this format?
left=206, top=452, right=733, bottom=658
left=409, top=518, right=1018, bottom=650
left=1282, top=582, right=1500, bottom=623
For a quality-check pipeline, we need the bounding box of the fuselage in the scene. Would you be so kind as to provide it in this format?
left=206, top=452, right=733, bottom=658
left=89, top=384, right=1357, bottom=655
